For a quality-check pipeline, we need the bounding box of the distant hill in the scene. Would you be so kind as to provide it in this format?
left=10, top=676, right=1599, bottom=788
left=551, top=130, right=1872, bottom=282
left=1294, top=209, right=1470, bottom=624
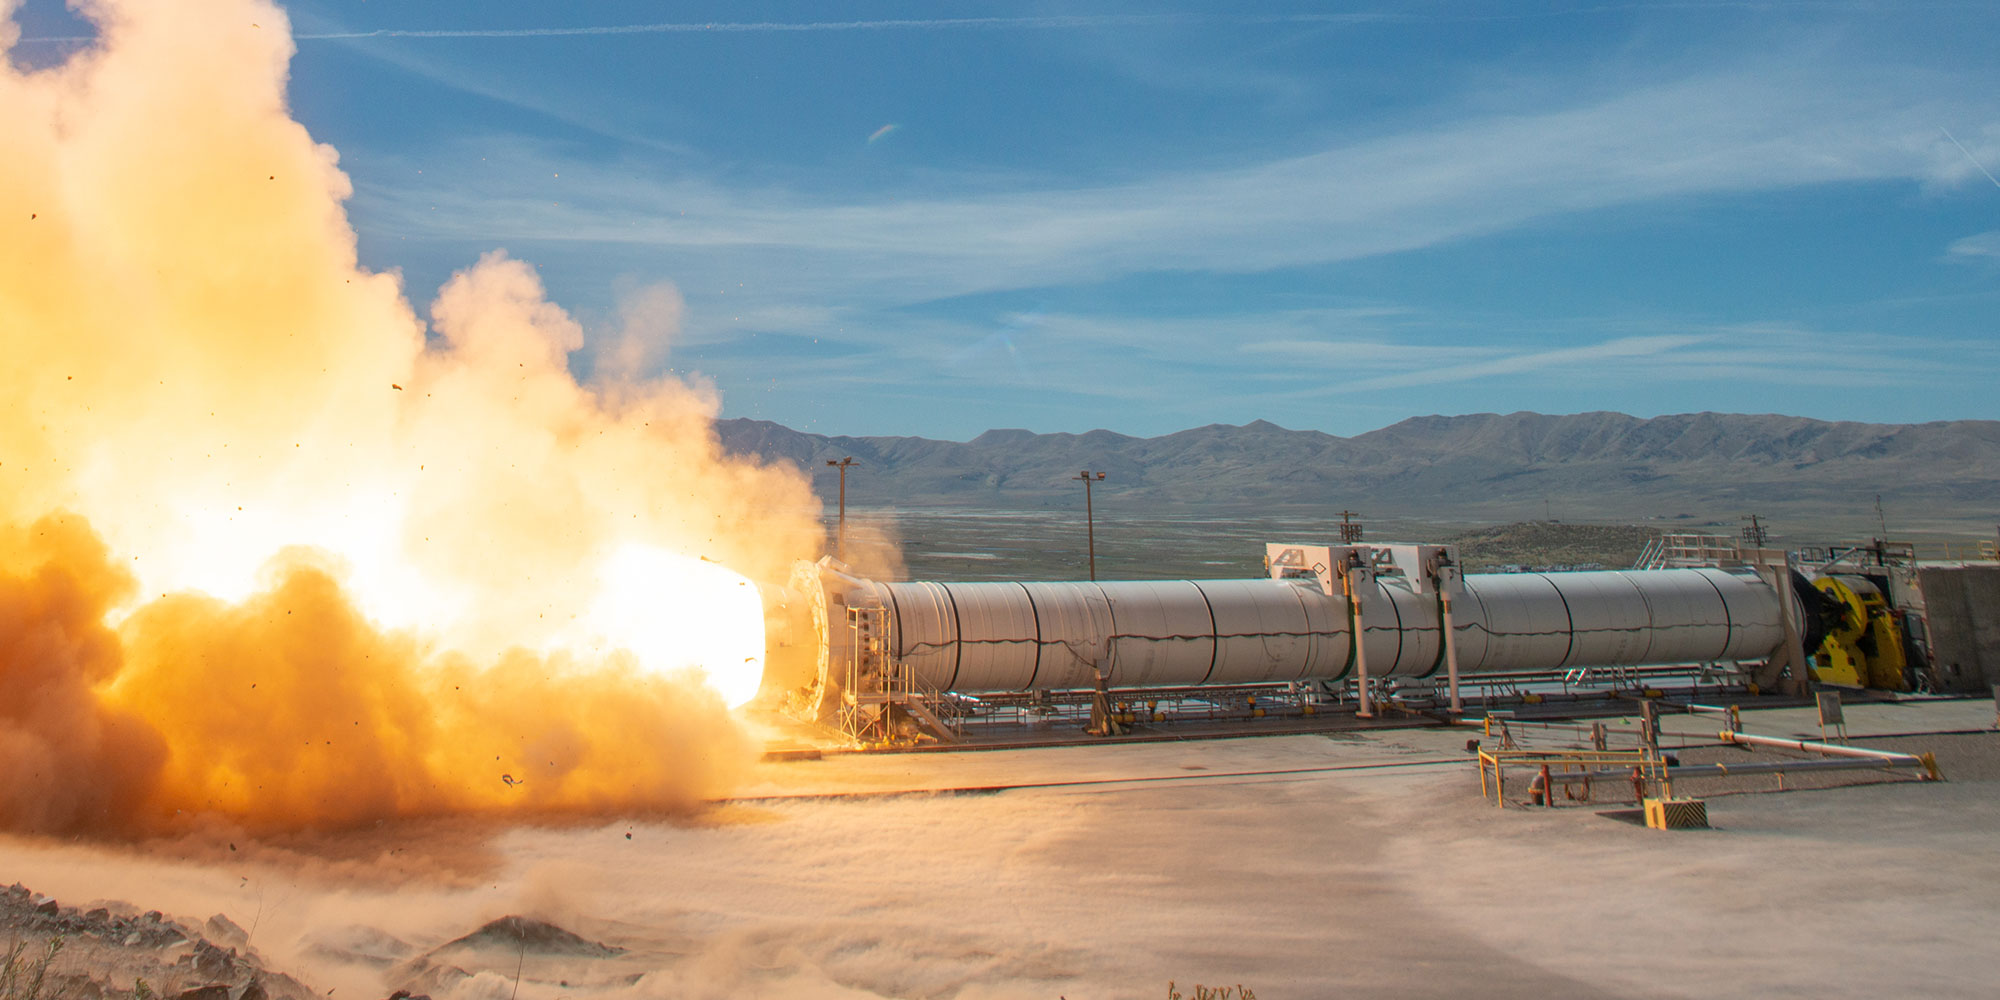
left=717, top=412, right=2000, bottom=532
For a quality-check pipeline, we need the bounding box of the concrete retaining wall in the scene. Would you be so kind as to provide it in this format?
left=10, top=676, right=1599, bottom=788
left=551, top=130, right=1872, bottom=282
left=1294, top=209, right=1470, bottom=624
left=1917, top=566, right=2000, bottom=694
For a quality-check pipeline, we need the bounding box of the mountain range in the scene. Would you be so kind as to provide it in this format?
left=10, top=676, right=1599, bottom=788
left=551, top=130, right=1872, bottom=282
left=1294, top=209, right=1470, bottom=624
left=717, top=412, right=2000, bottom=533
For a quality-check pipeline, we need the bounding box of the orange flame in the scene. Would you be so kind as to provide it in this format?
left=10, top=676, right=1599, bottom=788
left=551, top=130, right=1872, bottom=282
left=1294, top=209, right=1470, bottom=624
left=0, top=0, right=819, bottom=834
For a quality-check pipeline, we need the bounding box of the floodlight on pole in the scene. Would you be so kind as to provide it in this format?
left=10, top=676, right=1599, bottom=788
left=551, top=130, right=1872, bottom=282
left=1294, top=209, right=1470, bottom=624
left=826, top=457, right=856, bottom=561
left=1741, top=513, right=1768, bottom=548
left=1336, top=509, right=1364, bottom=544
left=1074, top=470, right=1106, bottom=581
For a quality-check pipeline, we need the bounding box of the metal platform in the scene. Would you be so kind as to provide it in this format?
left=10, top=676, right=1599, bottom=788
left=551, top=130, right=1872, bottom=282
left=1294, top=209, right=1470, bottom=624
left=767, top=662, right=1815, bottom=753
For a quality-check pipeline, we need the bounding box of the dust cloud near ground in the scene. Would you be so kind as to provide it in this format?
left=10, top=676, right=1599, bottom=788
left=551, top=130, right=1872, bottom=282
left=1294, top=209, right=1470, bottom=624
left=4, top=700, right=1995, bottom=999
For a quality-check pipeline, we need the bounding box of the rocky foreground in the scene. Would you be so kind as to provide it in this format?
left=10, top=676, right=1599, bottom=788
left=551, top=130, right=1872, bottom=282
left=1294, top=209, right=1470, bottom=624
left=3, top=881, right=638, bottom=999
left=1, top=882, right=317, bottom=1000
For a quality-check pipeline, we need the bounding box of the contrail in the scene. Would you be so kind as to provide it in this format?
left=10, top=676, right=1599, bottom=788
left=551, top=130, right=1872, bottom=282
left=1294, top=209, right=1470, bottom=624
left=1939, top=126, right=2000, bottom=189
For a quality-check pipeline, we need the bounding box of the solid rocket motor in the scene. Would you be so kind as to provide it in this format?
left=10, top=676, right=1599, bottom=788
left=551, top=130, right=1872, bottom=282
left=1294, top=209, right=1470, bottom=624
left=781, top=543, right=1807, bottom=713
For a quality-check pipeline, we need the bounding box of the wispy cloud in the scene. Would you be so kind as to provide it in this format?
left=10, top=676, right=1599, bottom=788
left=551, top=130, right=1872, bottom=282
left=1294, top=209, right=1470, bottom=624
left=1240, top=338, right=1505, bottom=368
left=0, top=10, right=1616, bottom=47
left=292, top=10, right=1605, bottom=44
left=1210, top=321, right=1997, bottom=413
left=1947, top=230, right=2000, bottom=261
left=22, top=3, right=1969, bottom=47
left=1606, top=324, right=2000, bottom=389
left=1341, top=335, right=1712, bottom=390
left=18, top=4, right=1940, bottom=49
left=681, top=299, right=1996, bottom=416
left=297, top=15, right=1213, bottom=41
left=355, top=60, right=1992, bottom=312
left=270, top=6, right=2000, bottom=43
left=309, top=35, right=698, bottom=157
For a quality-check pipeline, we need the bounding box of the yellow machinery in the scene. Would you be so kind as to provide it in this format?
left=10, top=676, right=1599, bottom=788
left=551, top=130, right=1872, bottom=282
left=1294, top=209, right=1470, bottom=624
left=1810, top=575, right=1909, bottom=690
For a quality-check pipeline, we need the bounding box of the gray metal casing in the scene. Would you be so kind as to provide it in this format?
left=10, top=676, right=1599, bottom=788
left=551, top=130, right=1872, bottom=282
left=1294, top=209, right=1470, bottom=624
left=823, top=566, right=1787, bottom=693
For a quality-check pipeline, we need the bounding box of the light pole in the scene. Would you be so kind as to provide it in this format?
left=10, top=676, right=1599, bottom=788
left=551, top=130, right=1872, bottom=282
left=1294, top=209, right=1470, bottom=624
left=826, top=457, right=856, bottom=561
left=1074, top=470, right=1106, bottom=581
left=1741, top=513, right=1768, bottom=549
left=1336, top=509, right=1363, bottom=544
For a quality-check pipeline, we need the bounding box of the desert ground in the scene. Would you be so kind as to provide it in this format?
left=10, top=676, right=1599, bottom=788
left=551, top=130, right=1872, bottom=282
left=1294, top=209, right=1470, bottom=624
left=850, top=510, right=1995, bottom=584
left=3, top=697, right=1994, bottom=1000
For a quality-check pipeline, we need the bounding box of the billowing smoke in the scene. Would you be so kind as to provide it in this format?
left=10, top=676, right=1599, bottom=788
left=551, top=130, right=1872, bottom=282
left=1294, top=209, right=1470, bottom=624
left=0, top=0, right=820, bottom=834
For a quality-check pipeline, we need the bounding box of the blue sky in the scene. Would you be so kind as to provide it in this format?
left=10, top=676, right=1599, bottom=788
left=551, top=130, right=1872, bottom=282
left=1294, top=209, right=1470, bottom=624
left=16, top=1, right=2000, bottom=439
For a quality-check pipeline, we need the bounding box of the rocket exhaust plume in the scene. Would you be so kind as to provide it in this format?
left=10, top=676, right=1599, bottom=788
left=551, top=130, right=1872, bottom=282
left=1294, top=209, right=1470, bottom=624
left=0, top=0, right=821, bottom=835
